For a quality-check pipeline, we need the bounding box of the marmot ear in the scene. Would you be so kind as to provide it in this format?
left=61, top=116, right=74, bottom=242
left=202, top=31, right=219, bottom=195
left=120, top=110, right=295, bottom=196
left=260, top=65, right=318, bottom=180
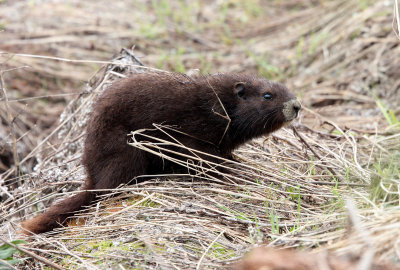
left=234, top=82, right=246, bottom=99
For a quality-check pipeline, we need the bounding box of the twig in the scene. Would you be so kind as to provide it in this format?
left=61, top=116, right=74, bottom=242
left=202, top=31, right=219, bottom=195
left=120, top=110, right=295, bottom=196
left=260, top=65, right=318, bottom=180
left=121, top=47, right=144, bottom=66
left=96, top=193, right=154, bottom=222
left=394, top=0, right=400, bottom=39
left=0, top=238, right=66, bottom=270
left=205, top=77, right=231, bottom=146
left=310, top=181, right=368, bottom=187
left=345, top=199, right=375, bottom=270
left=56, top=240, right=99, bottom=270
left=0, top=52, right=166, bottom=72
left=1, top=92, right=82, bottom=103
left=292, top=126, right=340, bottom=180
left=0, top=70, right=20, bottom=180
left=196, top=230, right=225, bottom=270
left=0, top=258, right=17, bottom=270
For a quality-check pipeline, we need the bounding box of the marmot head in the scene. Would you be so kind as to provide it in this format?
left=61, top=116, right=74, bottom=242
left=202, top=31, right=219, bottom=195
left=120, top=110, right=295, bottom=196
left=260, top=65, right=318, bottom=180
left=229, top=77, right=301, bottom=139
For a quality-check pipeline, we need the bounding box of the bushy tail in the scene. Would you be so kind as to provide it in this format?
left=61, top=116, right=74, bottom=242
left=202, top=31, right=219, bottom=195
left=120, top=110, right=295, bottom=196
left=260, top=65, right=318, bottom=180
left=21, top=180, right=95, bottom=235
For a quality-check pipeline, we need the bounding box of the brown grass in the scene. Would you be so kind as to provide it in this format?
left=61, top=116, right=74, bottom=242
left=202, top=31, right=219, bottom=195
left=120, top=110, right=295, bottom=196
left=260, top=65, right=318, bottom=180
left=1, top=0, right=399, bottom=269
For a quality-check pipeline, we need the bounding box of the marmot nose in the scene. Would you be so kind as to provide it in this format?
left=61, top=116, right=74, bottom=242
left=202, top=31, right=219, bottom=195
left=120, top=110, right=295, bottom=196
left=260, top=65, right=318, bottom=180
left=292, top=100, right=301, bottom=114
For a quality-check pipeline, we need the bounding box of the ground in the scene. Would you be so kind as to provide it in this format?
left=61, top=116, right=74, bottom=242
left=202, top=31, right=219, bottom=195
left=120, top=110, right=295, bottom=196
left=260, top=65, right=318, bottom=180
left=0, top=0, right=399, bottom=269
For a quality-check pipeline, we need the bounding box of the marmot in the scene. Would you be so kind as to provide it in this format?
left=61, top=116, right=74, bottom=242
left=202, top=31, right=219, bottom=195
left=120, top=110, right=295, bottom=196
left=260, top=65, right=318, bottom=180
left=21, top=72, right=301, bottom=235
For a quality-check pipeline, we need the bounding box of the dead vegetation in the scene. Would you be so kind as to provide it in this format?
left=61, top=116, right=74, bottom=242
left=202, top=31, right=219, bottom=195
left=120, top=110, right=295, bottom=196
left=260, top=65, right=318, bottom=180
left=235, top=246, right=399, bottom=270
left=1, top=0, right=400, bottom=269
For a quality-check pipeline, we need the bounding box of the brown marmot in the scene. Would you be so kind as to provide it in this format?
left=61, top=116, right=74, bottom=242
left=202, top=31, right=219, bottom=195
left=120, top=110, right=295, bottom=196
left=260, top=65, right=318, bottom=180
left=21, top=72, right=301, bottom=235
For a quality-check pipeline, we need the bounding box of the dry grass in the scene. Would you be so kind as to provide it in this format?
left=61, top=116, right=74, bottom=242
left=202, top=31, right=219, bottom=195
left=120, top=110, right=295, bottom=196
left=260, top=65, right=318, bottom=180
left=0, top=0, right=400, bottom=269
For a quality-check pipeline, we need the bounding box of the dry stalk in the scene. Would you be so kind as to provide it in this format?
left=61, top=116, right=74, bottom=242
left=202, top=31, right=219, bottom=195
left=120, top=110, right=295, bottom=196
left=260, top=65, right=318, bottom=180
left=0, top=237, right=66, bottom=270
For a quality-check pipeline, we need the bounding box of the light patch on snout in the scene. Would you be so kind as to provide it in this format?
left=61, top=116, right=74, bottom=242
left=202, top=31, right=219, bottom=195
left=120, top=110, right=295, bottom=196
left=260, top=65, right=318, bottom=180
left=282, top=99, right=301, bottom=122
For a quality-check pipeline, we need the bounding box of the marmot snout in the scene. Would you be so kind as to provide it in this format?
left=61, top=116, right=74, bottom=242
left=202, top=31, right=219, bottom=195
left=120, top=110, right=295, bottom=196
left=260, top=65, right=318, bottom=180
left=283, top=99, right=301, bottom=121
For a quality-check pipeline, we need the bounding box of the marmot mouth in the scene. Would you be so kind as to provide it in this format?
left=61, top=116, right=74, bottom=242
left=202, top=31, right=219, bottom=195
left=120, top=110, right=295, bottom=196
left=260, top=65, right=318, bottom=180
left=282, top=99, right=301, bottom=122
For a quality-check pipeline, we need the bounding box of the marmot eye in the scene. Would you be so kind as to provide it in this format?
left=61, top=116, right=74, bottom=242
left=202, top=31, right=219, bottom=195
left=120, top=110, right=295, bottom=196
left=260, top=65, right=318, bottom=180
left=263, top=93, right=273, bottom=100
